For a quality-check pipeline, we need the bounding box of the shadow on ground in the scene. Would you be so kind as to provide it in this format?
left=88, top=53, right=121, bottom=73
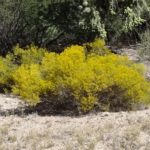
left=0, top=101, right=81, bottom=117
left=0, top=102, right=148, bottom=117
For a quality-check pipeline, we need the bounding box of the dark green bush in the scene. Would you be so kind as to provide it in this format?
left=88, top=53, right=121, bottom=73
left=0, top=0, right=150, bottom=54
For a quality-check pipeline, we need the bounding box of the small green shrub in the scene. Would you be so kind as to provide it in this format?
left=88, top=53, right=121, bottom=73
left=138, top=29, right=150, bottom=61
left=10, top=42, right=150, bottom=112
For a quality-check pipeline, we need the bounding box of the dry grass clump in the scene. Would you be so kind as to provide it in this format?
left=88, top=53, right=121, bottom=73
left=0, top=111, right=150, bottom=150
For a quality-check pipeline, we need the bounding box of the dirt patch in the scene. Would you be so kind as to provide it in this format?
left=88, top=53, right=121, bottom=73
left=0, top=93, right=150, bottom=149
left=120, top=46, right=150, bottom=79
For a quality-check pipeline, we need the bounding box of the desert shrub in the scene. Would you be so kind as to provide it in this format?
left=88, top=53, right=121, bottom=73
left=12, top=64, right=46, bottom=105
left=8, top=45, right=47, bottom=65
left=0, top=56, right=15, bottom=92
left=11, top=43, right=150, bottom=112
left=0, top=0, right=65, bottom=55
left=84, top=39, right=111, bottom=56
left=0, top=57, right=10, bottom=86
left=1, top=0, right=150, bottom=54
left=101, top=0, right=150, bottom=42
left=0, top=44, right=47, bottom=94
left=138, top=29, right=150, bottom=61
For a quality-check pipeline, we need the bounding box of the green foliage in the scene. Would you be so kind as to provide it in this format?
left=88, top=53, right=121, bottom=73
left=2, top=41, right=148, bottom=112
left=65, top=1, right=106, bottom=40
left=102, top=0, right=150, bottom=41
left=122, top=7, right=145, bottom=32
left=0, top=0, right=64, bottom=54
left=0, top=0, right=150, bottom=53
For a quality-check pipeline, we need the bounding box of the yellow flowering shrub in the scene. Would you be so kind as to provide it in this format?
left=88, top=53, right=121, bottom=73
left=8, top=45, right=46, bottom=65
left=0, top=57, right=10, bottom=86
left=0, top=40, right=150, bottom=113
left=12, top=64, right=46, bottom=105
left=0, top=56, right=14, bottom=91
left=12, top=44, right=148, bottom=112
left=84, top=39, right=111, bottom=56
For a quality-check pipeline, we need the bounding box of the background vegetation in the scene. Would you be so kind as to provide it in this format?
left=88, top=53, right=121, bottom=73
left=0, top=0, right=150, bottom=55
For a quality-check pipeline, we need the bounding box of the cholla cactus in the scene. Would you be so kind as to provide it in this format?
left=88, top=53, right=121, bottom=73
left=65, top=0, right=106, bottom=40
left=123, top=7, right=145, bottom=32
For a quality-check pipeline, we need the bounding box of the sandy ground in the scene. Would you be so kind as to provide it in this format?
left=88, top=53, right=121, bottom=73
left=120, top=46, right=150, bottom=78
left=0, top=47, right=150, bottom=150
left=0, top=94, right=150, bottom=150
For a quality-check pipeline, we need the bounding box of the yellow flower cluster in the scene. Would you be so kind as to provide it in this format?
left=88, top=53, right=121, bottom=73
left=0, top=57, right=9, bottom=86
